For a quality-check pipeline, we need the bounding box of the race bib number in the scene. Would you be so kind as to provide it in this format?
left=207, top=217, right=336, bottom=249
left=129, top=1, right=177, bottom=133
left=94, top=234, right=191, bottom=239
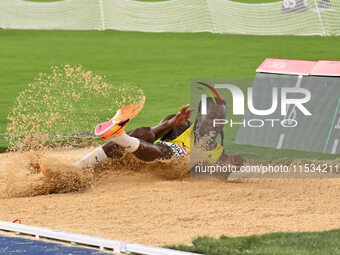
left=156, top=141, right=188, bottom=157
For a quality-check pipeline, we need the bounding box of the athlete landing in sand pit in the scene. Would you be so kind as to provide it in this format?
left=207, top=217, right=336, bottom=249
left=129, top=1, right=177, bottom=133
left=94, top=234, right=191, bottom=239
left=71, top=98, right=243, bottom=169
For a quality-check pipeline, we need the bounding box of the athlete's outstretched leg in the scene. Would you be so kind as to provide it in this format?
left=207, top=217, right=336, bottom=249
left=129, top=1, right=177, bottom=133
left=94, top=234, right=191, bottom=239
left=73, top=128, right=174, bottom=167
left=73, top=127, right=156, bottom=168
left=102, top=127, right=155, bottom=158
left=73, top=105, right=191, bottom=168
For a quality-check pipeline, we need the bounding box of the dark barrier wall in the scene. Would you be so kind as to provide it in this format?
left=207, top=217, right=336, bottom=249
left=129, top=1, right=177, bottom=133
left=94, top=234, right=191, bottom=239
left=236, top=59, right=340, bottom=154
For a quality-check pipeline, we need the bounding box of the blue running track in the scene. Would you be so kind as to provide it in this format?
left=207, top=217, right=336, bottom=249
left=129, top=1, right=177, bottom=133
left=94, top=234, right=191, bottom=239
left=0, top=235, right=112, bottom=254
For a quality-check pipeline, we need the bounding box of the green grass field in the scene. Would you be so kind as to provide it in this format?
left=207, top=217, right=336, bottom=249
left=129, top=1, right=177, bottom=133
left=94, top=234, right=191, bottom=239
left=1, top=29, right=340, bottom=159
left=169, top=229, right=340, bottom=255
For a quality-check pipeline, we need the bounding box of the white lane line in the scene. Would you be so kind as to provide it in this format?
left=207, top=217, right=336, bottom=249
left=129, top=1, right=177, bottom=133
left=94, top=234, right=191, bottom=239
left=296, top=75, right=303, bottom=88
left=331, top=139, right=339, bottom=154
left=277, top=134, right=285, bottom=149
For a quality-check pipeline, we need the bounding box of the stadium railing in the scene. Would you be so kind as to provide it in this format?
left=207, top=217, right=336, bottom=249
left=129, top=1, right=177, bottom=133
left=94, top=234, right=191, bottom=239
left=0, top=0, right=339, bottom=36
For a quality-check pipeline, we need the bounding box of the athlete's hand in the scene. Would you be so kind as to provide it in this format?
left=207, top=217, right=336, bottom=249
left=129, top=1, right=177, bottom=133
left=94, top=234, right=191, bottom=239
left=169, top=104, right=192, bottom=127
left=225, top=153, right=243, bottom=169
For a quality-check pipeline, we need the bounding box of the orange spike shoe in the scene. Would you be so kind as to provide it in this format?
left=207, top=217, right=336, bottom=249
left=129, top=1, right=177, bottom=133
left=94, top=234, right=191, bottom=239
left=95, top=104, right=141, bottom=140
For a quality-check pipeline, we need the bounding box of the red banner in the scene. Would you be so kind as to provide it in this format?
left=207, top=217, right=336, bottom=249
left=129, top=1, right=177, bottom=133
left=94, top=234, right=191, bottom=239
left=257, top=58, right=340, bottom=77
left=310, top=61, right=340, bottom=76
left=256, top=58, right=317, bottom=75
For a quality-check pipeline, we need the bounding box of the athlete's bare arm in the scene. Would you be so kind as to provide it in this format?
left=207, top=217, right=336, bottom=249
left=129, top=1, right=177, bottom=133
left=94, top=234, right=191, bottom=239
left=151, top=104, right=192, bottom=139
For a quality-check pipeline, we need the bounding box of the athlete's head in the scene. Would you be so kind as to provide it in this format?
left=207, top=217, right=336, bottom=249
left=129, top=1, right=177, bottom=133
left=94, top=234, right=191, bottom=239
left=194, top=97, right=227, bottom=145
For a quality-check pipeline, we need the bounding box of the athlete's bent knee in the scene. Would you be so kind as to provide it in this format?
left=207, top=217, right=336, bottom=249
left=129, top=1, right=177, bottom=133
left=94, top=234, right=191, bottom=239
left=128, top=127, right=155, bottom=143
left=102, top=141, right=124, bottom=158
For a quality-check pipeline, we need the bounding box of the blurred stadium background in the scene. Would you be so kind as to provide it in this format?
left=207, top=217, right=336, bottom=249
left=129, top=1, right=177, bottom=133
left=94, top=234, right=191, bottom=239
left=1, top=0, right=339, bottom=35
left=1, top=0, right=340, bottom=161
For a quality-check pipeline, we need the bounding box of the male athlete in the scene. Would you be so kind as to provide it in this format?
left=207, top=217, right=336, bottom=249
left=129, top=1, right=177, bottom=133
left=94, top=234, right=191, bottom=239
left=72, top=98, right=243, bottom=169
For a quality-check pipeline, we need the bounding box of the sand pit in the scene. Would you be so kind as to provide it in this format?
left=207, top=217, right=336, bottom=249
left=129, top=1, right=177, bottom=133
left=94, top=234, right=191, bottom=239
left=0, top=148, right=340, bottom=246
